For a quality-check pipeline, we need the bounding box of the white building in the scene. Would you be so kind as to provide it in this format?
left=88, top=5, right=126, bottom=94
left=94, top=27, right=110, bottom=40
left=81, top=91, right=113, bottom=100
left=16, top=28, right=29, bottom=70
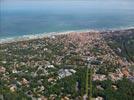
left=58, top=69, right=76, bottom=79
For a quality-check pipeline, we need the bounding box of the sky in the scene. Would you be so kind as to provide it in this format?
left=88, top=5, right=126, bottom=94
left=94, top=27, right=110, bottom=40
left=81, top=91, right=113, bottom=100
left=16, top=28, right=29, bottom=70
left=1, top=0, right=134, bottom=11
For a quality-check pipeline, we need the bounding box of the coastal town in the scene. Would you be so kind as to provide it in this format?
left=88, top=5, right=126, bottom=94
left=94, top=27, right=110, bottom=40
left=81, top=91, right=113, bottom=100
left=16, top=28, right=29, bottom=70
left=0, top=29, right=134, bottom=100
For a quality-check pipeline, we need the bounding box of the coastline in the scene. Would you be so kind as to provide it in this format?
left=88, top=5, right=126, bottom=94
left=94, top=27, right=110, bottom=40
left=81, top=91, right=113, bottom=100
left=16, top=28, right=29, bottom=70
left=0, top=27, right=134, bottom=44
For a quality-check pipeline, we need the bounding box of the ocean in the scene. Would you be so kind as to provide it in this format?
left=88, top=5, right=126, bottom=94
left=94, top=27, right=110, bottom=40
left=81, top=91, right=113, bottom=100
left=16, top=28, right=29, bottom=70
left=0, top=0, right=134, bottom=40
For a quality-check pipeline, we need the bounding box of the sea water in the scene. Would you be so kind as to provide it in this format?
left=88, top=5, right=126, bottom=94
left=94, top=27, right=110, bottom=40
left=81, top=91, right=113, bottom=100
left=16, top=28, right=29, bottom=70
left=0, top=0, right=134, bottom=40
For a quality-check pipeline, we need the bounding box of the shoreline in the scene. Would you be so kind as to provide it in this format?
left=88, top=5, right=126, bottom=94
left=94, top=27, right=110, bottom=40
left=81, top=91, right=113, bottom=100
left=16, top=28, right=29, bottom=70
left=0, top=27, right=134, bottom=44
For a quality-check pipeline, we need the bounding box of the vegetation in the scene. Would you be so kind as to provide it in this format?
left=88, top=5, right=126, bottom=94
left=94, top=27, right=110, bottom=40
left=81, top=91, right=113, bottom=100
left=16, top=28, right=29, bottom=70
left=0, top=29, right=134, bottom=99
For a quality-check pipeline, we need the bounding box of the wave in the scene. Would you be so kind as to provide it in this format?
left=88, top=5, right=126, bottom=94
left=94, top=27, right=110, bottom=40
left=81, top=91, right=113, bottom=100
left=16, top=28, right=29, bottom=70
left=0, top=26, right=134, bottom=44
left=0, top=29, right=99, bottom=44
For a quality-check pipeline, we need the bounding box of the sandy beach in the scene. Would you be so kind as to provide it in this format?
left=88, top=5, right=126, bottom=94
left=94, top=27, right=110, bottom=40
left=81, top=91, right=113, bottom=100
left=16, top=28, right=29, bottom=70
left=0, top=28, right=134, bottom=44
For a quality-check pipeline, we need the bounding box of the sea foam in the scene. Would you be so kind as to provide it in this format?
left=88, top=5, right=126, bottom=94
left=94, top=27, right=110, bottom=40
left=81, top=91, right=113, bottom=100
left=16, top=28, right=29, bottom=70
left=0, top=27, right=134, bottom=44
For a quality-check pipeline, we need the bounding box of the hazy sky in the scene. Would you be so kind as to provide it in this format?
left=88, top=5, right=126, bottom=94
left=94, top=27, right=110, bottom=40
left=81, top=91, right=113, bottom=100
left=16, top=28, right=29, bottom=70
left=1, top=0, right=134, bottom=11
left=1, top=0, right=134, bottom=16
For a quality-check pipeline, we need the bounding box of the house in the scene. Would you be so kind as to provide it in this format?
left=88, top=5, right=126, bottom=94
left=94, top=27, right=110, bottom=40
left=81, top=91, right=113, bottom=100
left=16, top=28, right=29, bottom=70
left=95, top=96, right=103, bottom=100
left=58, top=69, right=76, bottom=79
left=109, top=73, right=123, bottom=81
left=61, top=96, right=70, bottom=100
left=112, top=85, right=118, bottom=90
left=9, top=84, right=17, bottom=92
left=0, top=66, right=6, bottom=73
left=46, top=65, right=55, bottom=68
left=21, top=78, right=29, bottom=85
left=37, top=96, right=48, bottom=100
left=97, top=85, right=104, bottom=90
left=12, top=68, right=18, bottom=73
left=93, top=74, right=107, bottom=81
left=121, top=68, right=130, bottom=77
